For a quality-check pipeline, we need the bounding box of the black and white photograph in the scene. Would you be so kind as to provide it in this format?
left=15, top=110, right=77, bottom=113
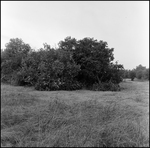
left=1, top=1, right=149, bottom=147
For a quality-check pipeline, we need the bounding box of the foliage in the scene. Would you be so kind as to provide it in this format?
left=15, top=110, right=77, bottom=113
left=59, top=37, right=124, bottom=87
left=122, top=69, right=130, bottom=79
left=135, top=64, right=148, bottom=80
left=1, top=37, right=124, bottom=91
left=129, top=70, right=136, bottom=81
left=123, top=65, right=149, bottom=81
left=144, top=68, right=149, bottom=80
left=1, top=38, right=31, bottom=83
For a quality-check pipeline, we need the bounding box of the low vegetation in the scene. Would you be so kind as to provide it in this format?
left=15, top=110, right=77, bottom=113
left=1, top=81, right=149, bottom=147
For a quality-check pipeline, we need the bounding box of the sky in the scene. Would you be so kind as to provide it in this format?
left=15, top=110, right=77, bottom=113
left=1, top=1, right=149, bottom=70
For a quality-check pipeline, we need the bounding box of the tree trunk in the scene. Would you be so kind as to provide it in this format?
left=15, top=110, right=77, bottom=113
left=96, top=75, right=101, bottom=84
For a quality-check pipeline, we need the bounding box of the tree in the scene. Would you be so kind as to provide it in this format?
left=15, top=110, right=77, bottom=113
left=73, top=38, right=122, bottom=85
left=145, top=68, right=149, bottom=80
left=129, top=70, right=136, bottom=81
left=2, top=36, right=124, bottom=91
left=122, top=69, right=130, bottom=79
left=1, top=38, right=31, bottom=83
left=58, top=37, right=123, bottom=90
left=135, top=64, right=146, bottom=79
left=2, top=38, right=31, bottom=70
left=143, top=68, right=149, bottom=80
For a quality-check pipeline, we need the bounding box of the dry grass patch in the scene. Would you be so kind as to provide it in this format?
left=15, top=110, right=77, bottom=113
left=1, top=97, right=148, bottom=147
left=1, top=81, right=149, bottom=147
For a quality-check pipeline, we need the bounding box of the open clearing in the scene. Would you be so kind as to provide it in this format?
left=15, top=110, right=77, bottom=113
left=1, top=80, right=149, bottom=147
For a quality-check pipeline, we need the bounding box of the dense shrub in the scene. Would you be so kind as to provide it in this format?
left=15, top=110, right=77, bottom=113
left=10, top=71, right=24, bottom=86
left=35, top=78, right=82, bottom=91
left=1, top=37, right=125, bottom=91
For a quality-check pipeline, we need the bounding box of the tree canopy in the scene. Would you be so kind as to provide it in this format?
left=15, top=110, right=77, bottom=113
left=1, top=37, right=124, bottom=91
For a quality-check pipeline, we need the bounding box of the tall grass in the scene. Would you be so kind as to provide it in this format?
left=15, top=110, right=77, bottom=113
left=1, top=94, right=149, bottom=147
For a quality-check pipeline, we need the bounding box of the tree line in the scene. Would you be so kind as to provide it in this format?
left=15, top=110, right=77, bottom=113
left=2, top=37, right=147, bottom=91
left=122, top=65, right=149, bottom=81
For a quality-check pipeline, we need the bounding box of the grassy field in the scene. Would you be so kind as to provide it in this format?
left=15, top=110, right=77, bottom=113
left=1, top=80, right=149, bottom=147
